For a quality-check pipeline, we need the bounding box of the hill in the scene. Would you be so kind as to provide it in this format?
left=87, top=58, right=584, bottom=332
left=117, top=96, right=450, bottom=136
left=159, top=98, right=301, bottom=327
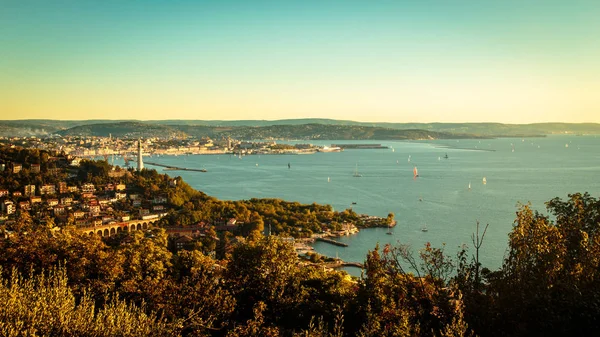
left=2, top=119, right=599, bottom=138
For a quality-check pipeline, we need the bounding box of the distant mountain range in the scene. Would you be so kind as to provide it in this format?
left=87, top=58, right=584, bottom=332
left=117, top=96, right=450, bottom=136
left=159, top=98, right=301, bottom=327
left=1, top=119, right=599, bottom=139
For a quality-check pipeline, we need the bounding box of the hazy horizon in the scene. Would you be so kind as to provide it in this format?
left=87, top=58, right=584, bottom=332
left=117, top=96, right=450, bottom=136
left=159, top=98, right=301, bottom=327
left=1, top=1, right=599, bottom=123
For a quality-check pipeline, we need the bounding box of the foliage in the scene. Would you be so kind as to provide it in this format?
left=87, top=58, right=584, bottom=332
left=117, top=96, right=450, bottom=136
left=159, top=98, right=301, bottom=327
left=0, top=266, right=175, bottom=337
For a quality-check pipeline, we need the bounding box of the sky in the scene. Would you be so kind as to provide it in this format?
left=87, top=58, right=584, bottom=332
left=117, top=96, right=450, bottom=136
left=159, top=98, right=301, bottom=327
left=1, top=0, right=599, bottom=123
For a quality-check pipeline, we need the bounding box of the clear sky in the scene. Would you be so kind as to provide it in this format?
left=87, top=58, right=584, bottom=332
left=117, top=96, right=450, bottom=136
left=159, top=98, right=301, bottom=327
left=1, top=0, right=599, bottom=123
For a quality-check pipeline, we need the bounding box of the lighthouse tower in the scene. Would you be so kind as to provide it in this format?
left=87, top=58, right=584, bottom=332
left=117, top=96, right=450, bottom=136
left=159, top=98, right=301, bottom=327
left=137, top=139, right=144, bottom=171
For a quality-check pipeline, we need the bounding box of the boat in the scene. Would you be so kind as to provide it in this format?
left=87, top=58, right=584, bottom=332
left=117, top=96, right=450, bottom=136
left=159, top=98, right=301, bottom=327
left=353, top=164, right=362, bottom=177
left=413, top=166, right=419, bottom=178
left=318, top=146, right=343, bottom=153
left=408, top=155, right=411, bottom=163
left=421, top=224, right=428, bottom=232
left=351, top=202, right=357, bottom=205
left=327, top=177, right=331, bottom=183
left=200, top=168, right=207, bottom=172
left=444, top=153, right=448, bottom=159
left=468, top=181, right=471, bottom=190
left=483, top=177, right=487, bottom=185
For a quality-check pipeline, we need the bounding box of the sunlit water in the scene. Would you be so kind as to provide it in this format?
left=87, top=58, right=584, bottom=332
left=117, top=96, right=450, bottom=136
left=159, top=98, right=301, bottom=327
left=113, top=135, right=600, bottom=274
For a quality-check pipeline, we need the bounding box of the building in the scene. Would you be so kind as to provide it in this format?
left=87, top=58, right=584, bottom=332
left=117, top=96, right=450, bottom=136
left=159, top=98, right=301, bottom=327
left=30, top=164, right=40, bottom=173
left=1, top=200, right=15, bottom=215
left=12, top=163, right=22, bottom=174
left=137, top=139, right=144, bottom=171
left=0, top=190, right=9, bottom=198
left=40, top=184, right=56, bottom=195
left=152, top=196, right=167, bottom=204
left=47, top=199, right=59, bottom=207
left=81, top=183, right=95, bottom=193
left=53, top=205, right=66, bottom=216
left=24, top=184, right=36, bottom=197
left=58, top=182, right=68, bottom=194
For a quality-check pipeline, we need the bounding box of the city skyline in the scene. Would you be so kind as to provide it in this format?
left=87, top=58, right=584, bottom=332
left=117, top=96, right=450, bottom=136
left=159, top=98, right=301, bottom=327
left=1, top=1, right=599, bottom=123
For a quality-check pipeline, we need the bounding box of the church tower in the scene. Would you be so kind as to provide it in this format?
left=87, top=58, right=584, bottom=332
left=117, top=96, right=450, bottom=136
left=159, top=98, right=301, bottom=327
left=137, top=139, right=144, bottom=171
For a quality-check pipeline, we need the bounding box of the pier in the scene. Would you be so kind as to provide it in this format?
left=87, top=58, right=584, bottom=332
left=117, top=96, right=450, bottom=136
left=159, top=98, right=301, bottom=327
left=316, top=237, right=348, bottom=247
left=144, top=161, right=207, bottom=172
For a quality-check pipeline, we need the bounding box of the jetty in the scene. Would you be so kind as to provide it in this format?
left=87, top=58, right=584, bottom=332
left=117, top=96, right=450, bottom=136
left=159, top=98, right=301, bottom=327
left=145, top=161, right=207, bottom=172
left=316, top=237, right=348, bottom=247
left=331, top=144, right=389, bottom=149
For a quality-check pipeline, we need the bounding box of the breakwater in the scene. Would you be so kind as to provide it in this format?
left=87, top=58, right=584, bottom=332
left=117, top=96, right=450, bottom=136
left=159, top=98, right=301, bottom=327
left=145, top=161, right=207, bottom=172
left=316, top=237, right=349, bottom=247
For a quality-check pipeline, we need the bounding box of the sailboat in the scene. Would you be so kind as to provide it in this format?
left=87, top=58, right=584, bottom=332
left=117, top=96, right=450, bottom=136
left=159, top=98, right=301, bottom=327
left=413, top=166, right=419, bottom=178
left=468, top=181, right=472, bottom=190
left=327, top=177, right=331, bottom=183
left=353, top=164, right=362, bottom=177
left=482, top=177, right=487, bottom=185
left=421, top=223, right=428, bottom=232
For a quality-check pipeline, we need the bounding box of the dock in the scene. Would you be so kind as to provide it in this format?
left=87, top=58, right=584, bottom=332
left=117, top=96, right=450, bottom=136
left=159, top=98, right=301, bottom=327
left=316, top=237, right=348, bottom=247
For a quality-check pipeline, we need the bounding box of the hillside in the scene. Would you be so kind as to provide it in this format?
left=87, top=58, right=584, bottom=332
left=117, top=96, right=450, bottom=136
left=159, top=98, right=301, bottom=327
left=2, top=119, right=600, bottom=138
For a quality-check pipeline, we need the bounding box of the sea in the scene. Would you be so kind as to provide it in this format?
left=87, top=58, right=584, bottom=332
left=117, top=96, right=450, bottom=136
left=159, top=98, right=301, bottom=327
left=114, top=135, right=600, bottom=275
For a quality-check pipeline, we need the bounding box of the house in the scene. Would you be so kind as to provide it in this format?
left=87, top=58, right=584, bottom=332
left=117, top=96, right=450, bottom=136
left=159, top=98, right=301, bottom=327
left=47, top=168, right=61, bottom=175
left=115, top=183, right=126, bottom=191
left=89, top=205, right=101, bottom=215
left=1, top=200, right=15, bottom=215
left=12, top=163, right=22, bottom=174
left=115, top=192, right=127, bottom=200
left=47, top=199, right=59, bottom=207
left=68, top=186, right=79, bottom=193
left=0, top=190, right=9, bottom=198
left=215, top=218, right=239, bottom=232
left=40, top=184, right=56, bottom=195
left=132, top=199, right=142, bottom=207
left=75, top=219, right=89, bottom=227
left=58, top=182, right=68, bottom=194
left=53, top=205, right=66, bottom=216
left=81, top=193, right=94, bottom=199
left=12, top=191, right=22, bottom=197
left=73, top=211, right=85, bottom=218
left=152, top=205, right=165, bottom=212
left=30, top=164, right=40, bottom=173
left=19, top=201, right=30, bottom=210
left=60, top=197, right=73, bottom=205
left=24, top=184, right=36, bottom=196
left=81, top=183, right=95, bottom=193
left=170, top=235, right=196, bottom=251
left=120, top=215, right=130, bottom=221
left=165, top=226, right=206, bottom=238
left=152, top=196, right=167, bottom=204
left=139, top=208, right=150, bottom=216
left=30, top=196, right=42, bottom=204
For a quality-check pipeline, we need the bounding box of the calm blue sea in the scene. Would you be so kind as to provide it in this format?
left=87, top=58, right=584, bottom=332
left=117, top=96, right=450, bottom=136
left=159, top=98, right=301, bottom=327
left=115, top=135, right=600, bottom=273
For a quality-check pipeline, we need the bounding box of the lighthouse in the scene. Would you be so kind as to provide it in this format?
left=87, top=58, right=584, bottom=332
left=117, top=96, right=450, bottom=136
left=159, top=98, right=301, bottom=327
left=137, top=139, right=144, bottom=171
